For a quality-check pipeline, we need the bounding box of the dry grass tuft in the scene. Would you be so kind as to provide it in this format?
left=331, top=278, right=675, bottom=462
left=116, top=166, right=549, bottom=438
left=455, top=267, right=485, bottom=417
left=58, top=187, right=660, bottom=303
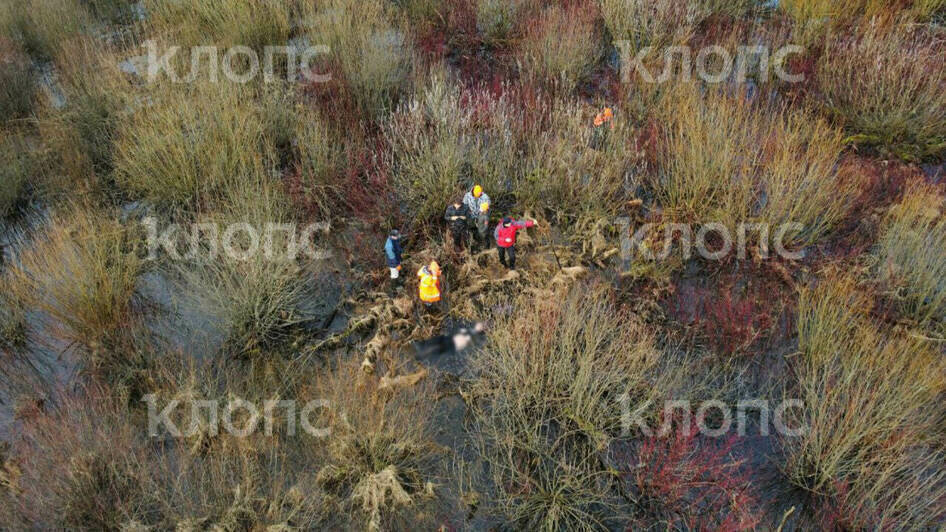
left=783, top=275, right=946, bottom=529
left=174, top=178, right=313, bottom=357
left=0, top=0, right=92, bottom=62
left=779, top=0, right=890, bottom=23
left=384, top=70, right=520, bottom=223
left=816, top=21, right=946, bottom=162
left=874, top=184, right=946, bottom=334
left=0, top=43, right=35, bottom=124
left=314, top=360, right=442, bottom=530
left=38, top=39, right=133, bottom=197
left=599, top=0, right=758, bottom=54
left=304, top=0, right=414, bottom=118
left=1, top=377, right=335, bottom=529
left=517, top=100, right=641, bottom=236
left=517, top=3, right=603, bottom=94
left=780, top=0, right=945, bottom=31
left=466, top=283, right=696, bottom=529
left=290, top=100, right=343, bottom=219
left=0, top=131, right=33, bottom=219
left=653, top=85, right=859, bottom=250
left=476, top=0, right=529, bottom=48
left=147, top=0, right=297, bottom=51
left=6, top=208, right=146, bottom=356
left=113, top=80, right=276, bottom=212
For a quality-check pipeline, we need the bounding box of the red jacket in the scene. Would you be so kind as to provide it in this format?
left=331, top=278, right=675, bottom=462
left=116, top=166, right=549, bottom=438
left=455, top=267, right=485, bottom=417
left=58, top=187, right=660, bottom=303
left=494, top=220, right=534, bottom=248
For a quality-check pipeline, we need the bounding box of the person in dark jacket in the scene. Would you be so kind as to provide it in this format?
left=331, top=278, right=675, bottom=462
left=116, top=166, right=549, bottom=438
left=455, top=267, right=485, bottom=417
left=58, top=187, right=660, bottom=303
left=413, top=322, right=485, bottom=361
left=384, top=229, right=403, bottom=293
left=494, top=216, right=536, bottom=269
left=444, top=199, right=471, bottom=251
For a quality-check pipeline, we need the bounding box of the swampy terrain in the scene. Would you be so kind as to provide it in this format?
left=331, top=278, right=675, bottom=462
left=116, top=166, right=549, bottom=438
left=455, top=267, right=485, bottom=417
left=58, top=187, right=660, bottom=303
left=1, top=0, right=945, bottom=530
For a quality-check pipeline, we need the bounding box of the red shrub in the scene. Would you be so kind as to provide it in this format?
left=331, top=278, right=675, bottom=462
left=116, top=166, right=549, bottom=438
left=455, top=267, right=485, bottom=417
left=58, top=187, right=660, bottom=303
left=667, top=279, right=789, bottom=357
left=300, top=57, right=357, bottom=121
left=3, top=384, right=143, bottom=528
left=624, top=416, right=761, bottom=531
left=809, top=155, right=928, bottom=265
left=698, top=290, right=774, bottom=355
left=817, top=472, right=946, bottom=531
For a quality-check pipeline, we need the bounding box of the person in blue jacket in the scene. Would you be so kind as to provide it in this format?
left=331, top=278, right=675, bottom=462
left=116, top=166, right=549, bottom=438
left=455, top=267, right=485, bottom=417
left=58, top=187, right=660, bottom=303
left=384, top=229, right=403, bottom=293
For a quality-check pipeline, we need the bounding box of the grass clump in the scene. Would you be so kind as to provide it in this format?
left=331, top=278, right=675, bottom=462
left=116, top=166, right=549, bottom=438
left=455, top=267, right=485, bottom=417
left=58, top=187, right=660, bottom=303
left=911, top=0, right=946, bottom=19
left=2, top=389, right=146, bottom=529
left=779, top=0, right=888, bottom=22
left=39, top=40, right=133, bottom=197
left=6, top=208, right=147, bottom=357
left=466, top=284, right=689, bottom=529
left=148, top=0, right=296, bottom=51
left=384, top=71, right=519, bottom=224
left=0, top=132, right=34, bottom=219
left=0, top=45, right=36, bottom=124
left=305, top=0, right=414, bottom=118
left=783, top=275, right=946, bottom=529
left=315, top=361, right=442, bottom=531
left=291, top=102, right=343, bottom=219
left=0, top=0, right=92, bottom=62
left=176, top=178, right=314, bottom=357
left=2, top=359, right=437, bottom=529
left=517, top=3, right=603, bottom=94
left=653, top=86, right=857, bottom=250
left=599, top=0, right=758, bottom=54
left=778, top=0, right=944, bottom=28
left=0, top=375, right=335, bottom=529
left=0, top=275, right=29, bottom=353
left=600, top=0, right=695, bottom=54
left=816, top=22, right=946, bottom=162
left=82, top=0, right=140, bottom=25
left=517, top=100, right=640, bottom=237
left=874, top=185, right=946, bottom=334
left=476, top=0, right=527, bottom=48
left=113, top=81, right=275, bottom=212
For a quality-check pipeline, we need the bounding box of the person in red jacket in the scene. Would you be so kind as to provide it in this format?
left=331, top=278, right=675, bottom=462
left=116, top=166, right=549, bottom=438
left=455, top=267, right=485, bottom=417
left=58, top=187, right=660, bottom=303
left=494, top=216, right=536, bottom=270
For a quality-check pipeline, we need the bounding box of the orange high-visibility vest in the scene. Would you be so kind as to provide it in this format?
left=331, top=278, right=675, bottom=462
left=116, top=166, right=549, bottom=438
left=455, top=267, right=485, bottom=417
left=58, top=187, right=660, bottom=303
left=417, top=267, right=441, bottom=303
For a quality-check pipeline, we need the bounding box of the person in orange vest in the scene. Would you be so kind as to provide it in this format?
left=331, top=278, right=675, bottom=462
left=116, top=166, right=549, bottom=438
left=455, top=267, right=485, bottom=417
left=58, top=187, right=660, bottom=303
left=593, top=106, right=613, bottom=127
left=417, top=260, right=442, bottom=312
left=592, top=106, right=614, bottom=150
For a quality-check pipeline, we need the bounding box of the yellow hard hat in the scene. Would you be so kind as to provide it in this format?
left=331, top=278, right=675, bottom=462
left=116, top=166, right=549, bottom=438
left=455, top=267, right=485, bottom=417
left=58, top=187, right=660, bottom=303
left=473, top=185, right=483, bottom=197
left=429, top=261, right=441, bottom=276
left=480, top=202, right=490, bottom=213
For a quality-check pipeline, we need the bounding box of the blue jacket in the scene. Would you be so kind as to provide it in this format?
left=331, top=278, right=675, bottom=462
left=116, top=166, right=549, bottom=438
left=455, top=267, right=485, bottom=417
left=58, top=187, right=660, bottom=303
left=384, top=237, right=402, bottom=267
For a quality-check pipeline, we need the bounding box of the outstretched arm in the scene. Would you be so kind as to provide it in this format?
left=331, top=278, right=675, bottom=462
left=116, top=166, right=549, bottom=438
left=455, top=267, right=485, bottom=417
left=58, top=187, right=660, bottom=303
left=513, top=219, right=535, bottom=229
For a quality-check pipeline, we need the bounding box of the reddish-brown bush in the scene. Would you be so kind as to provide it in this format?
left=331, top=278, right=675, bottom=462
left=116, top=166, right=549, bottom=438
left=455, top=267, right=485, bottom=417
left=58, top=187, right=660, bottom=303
left=624, top=415, right=761, bottom=530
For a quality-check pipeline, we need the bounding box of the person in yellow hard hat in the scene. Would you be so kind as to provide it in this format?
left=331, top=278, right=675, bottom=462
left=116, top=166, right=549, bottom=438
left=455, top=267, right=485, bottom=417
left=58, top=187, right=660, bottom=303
left=417, top=260, right=442, bottom=312
left=463, top=184, right=491, bottom=252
